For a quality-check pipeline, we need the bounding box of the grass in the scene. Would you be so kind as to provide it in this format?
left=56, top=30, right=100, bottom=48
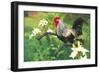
left=24, top=12, right=90, bottom=62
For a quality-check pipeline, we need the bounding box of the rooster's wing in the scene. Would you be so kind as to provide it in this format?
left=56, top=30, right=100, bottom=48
left=62, top=28, right=76, bottom=38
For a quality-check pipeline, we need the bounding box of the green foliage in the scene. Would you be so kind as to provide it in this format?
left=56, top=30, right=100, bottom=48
left=24, top=12, right=90, bottom=61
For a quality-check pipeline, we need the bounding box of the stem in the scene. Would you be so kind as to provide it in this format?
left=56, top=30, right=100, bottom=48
left=37, top=32, right=57, bottom=40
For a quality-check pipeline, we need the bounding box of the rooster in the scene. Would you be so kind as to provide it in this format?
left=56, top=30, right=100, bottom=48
left=37, top=16, right=87, bottom=47
left=54, top=16, right=84, bottom=43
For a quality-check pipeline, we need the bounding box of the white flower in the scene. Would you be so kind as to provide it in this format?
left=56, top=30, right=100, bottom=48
left=32, top=28, right=41, bottom=35
left=29, top=28, right=41, bottom=39
left=69, top=50, right=78, bottom=59
left=69, top=41, right=89, bottom=59
left=47, top=28, right=53, bottom=33
left=38, top=19, right=48, bottom=27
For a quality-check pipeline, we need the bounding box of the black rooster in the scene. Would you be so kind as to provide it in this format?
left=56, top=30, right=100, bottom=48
left=54, top=16, right=84, bottom=43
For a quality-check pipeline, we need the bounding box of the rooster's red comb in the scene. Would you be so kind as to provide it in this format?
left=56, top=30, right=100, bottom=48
left=54, top=16, right=60, bottom=22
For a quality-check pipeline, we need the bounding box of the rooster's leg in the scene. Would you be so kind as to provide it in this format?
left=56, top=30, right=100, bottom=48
left=37, top=32, right=57, bottom=40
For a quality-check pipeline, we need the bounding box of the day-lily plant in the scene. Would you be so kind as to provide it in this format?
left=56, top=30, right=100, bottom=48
left=69, top=41, right=89, bottom=59
left=38, top=19, right=48, bottom=27
left=29, top=28, right=41, bottom=39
